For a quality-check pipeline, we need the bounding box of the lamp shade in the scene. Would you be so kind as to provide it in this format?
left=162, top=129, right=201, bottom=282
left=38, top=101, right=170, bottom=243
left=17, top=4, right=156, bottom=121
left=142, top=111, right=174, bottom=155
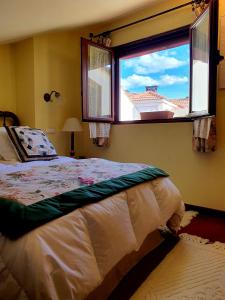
left=62, top=117, right=82, bottom=132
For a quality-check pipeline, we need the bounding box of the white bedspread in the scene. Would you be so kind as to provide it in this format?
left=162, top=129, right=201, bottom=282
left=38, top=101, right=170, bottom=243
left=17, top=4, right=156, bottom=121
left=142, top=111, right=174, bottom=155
left=0, top=157, right=184, bottom=300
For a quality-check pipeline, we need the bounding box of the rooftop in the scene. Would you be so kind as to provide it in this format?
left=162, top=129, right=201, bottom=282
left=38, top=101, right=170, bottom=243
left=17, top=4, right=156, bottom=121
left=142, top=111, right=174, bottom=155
left=125, top=90, right=165, bottom=101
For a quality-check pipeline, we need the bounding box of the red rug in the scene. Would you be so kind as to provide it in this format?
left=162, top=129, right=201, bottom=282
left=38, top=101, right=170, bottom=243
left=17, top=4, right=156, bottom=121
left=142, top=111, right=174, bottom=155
left=179, top=213, right=225, bottom=243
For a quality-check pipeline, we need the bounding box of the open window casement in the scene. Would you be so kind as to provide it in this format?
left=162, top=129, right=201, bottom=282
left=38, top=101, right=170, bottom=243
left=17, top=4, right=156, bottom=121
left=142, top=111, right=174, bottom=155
left=81, top=0, right=220, bottom=124
left=81, top=38, right=115, bottom=122
left=189, top=0, right=219, bottom=118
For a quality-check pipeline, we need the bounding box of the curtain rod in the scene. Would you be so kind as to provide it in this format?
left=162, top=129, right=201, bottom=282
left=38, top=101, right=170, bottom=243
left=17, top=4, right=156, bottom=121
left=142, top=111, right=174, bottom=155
left=90, top=1, right=195, bottom=39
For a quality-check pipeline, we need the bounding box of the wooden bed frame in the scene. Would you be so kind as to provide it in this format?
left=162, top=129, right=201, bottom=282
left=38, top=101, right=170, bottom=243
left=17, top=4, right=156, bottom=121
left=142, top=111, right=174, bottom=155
left=0, top=111, right=20, bottom=126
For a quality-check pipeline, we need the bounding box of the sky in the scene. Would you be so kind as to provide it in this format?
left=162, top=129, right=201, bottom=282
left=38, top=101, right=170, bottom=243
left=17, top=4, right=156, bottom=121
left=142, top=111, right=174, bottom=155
left=120, top=44, right=190, bottom=99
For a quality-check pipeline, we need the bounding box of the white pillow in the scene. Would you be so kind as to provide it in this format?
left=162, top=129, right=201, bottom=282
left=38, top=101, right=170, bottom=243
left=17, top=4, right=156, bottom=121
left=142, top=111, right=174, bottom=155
left=0, top=127, right=20, bottom=161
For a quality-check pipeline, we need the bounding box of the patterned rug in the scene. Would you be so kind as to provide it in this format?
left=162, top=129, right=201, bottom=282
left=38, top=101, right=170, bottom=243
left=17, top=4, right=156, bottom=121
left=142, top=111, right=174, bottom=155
left=131, top=233, right=225, bottom=300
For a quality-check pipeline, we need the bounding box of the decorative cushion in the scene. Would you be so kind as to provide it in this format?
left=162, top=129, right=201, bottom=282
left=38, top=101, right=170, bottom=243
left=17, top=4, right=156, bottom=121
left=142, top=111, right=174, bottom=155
left=5, top=126, right=58, bottom=162
left=0, top=127, right=20, bottom=161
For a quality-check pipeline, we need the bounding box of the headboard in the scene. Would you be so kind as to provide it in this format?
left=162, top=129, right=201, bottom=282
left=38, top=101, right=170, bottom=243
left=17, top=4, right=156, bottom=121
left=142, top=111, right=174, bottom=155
left=0, top=111, right=20, bottom=126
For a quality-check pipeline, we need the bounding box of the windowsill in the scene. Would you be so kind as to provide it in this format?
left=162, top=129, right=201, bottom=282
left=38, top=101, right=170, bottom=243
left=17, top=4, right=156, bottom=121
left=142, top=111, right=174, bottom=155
left=82, top=115, right=214, bottom=124
left=113, top=117, right=194, bottom=125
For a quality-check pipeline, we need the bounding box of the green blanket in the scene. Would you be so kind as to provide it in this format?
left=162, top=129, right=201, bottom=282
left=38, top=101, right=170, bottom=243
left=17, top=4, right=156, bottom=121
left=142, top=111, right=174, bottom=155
left=0, top=167, right=168, bottom=239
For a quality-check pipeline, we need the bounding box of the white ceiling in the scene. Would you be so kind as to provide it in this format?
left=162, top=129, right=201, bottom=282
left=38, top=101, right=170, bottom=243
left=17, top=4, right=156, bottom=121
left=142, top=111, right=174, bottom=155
left=0, top=0, right=161, bottom=44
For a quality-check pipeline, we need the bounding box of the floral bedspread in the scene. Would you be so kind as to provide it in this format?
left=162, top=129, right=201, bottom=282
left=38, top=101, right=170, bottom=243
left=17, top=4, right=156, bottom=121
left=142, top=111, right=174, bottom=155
left=0, top=158, right=149, bottom=206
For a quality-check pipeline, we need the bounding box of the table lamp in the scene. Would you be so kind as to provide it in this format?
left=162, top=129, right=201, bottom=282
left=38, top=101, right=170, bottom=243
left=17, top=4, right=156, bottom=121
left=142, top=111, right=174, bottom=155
left=62, top=117, right=82, bottom=157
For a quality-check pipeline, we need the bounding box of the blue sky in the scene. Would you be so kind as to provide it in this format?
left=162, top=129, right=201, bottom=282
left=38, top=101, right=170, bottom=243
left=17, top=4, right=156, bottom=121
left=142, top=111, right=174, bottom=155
left=120, top=44, right=190, bottom=99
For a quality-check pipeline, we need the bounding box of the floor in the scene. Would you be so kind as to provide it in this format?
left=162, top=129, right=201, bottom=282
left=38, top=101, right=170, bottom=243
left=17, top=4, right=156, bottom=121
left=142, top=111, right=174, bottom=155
left=109, top=210, right=225, bottom=300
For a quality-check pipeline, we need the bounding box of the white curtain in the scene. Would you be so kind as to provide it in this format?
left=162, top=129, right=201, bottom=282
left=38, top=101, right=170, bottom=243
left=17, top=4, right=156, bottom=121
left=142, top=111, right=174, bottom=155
left=192, top=116, right=216, bottom=152
left=88, top=37, right=112, bottom=147
left=88, top=46, right=111, bottom=118
left=192, top=8, right=209, bottom=113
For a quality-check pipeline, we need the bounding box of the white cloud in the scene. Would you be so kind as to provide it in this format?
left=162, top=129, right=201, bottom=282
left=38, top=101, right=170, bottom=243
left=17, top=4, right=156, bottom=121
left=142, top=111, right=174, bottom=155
left=124, top=53, right=187, bottom=74
left=121, top=74, right=188, bottom=90
left=121, top=74, right=158, bottom=90
left=162, top=49, right=178, bottom=56
left=159, top=75, right=188, bottom=86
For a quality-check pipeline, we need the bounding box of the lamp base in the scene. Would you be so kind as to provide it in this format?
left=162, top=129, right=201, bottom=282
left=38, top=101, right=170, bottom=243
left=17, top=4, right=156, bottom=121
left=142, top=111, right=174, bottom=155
left=70, top=150, right=75, bottom=157
left=70, top=132, right=75, bottom=158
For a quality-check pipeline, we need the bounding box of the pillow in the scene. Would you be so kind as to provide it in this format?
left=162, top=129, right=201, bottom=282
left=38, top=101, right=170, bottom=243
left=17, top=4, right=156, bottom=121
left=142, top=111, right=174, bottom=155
left=0, top=127, right=20, bottom=161
left=5, top=126, right=58, bottom=162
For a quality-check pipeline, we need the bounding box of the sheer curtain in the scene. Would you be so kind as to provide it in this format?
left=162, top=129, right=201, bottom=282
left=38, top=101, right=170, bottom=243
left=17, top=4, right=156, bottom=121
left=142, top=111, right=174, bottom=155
left=191, top=9, right=209, bottom=113
left=191, top=6, right=216, bottom=152
left=88, top=37, right=112, bottom=147
left=88, top=45, right=111, bottom=119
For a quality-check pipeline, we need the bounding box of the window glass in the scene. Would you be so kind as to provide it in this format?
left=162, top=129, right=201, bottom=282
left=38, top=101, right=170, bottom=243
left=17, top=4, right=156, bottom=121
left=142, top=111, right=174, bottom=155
left=119, top=43, right=190, bottom=121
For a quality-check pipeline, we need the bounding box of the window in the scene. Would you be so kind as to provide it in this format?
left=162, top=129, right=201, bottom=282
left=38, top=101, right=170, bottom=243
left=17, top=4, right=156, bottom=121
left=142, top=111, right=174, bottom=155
left=115, top=27, right=190, bottom=122
left=81, top=0, right=218, bottom=123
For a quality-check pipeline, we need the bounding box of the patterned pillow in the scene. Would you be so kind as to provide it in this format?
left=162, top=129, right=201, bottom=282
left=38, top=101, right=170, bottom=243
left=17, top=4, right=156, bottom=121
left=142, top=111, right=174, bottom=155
left=5, top=126, right=58, bottom=162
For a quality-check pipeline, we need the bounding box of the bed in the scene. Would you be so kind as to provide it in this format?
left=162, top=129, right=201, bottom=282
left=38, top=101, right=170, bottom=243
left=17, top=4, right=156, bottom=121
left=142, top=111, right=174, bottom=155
left=0, top=111, right=184, bottom=300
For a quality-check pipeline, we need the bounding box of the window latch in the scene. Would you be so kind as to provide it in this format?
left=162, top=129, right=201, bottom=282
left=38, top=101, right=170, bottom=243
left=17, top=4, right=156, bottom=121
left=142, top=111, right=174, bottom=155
left=216, top=49, right=224, bottom=65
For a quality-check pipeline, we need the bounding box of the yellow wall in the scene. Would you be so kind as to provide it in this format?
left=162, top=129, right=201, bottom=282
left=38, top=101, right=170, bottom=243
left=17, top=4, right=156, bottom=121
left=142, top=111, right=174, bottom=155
left=33, top=31, right=82, bottom=155
left=0, top=44, right=16, bottom=112
left=82, top=0, right=225, bottom=211
left=13, top=38, right=35, bottom=127
left=7, top=31, right=85, bottom=155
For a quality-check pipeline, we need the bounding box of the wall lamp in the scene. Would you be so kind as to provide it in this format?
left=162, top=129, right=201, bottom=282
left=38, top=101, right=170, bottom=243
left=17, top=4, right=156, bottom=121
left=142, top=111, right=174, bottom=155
left=43, top=90, right=61, bottom=102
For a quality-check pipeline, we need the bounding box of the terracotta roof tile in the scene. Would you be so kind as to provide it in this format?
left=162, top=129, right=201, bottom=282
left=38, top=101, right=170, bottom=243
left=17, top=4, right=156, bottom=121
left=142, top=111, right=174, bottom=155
left=125, top=90, right=165, bottom=101
left=125, top=90, right=189, bottom=109
left=170, top=98, right=189, bottom=108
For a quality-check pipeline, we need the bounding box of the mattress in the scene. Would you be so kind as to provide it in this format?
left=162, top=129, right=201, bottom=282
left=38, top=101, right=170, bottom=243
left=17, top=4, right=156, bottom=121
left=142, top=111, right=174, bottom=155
left=0, top=156, right=184, bottom=300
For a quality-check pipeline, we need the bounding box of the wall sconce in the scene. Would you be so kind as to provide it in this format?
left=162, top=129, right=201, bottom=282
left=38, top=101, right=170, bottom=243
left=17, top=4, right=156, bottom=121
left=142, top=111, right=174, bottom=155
left=43, top=90, right=61, bottom=102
